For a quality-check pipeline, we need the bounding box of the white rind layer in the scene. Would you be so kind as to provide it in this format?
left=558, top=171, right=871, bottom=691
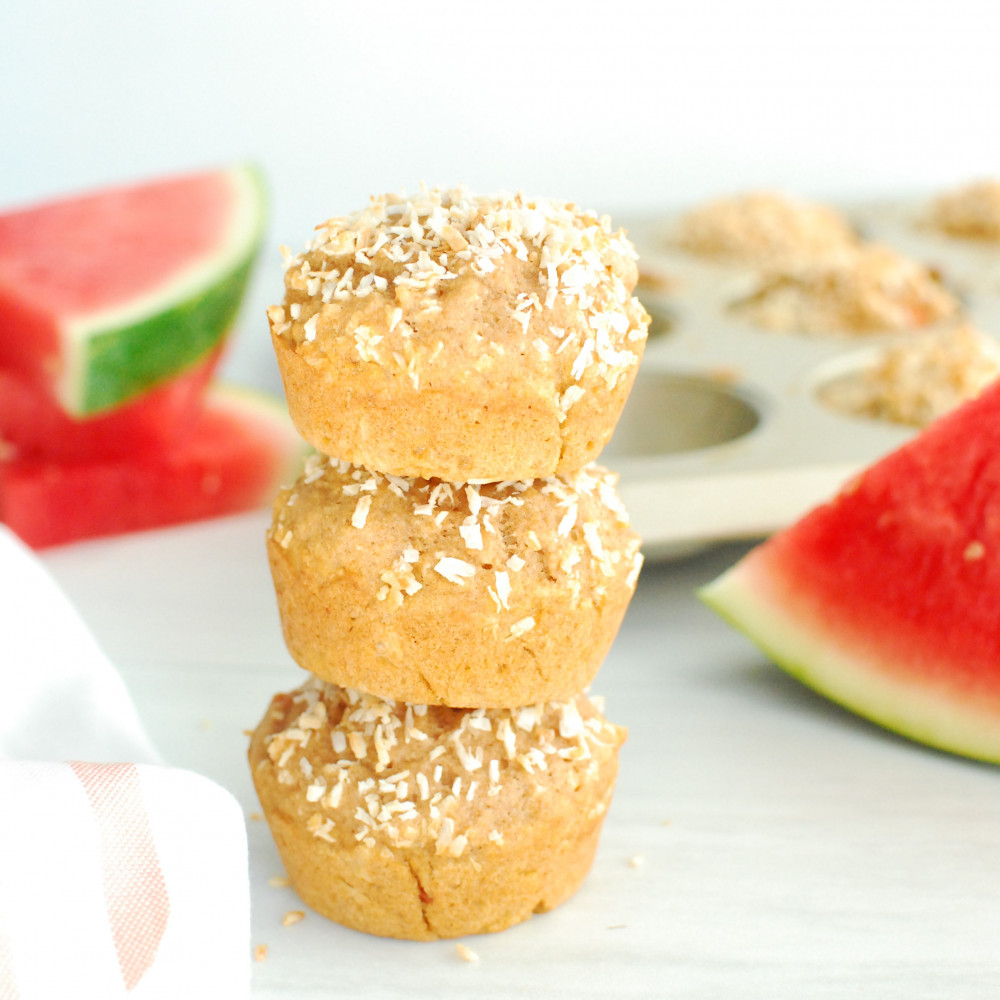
left=700, top=556, right=1000, bottom=764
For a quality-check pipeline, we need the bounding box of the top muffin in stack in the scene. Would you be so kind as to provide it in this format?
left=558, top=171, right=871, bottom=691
left=252, top=186, right=648, bottom=940
left=267, top=186, right=648, bottom=483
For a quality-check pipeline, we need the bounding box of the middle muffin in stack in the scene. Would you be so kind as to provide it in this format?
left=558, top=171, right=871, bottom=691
left=251, top=187, right=649, bottom=940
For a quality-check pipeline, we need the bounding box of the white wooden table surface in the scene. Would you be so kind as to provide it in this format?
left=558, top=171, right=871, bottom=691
left=41, top=513, right=1000, bottom=1000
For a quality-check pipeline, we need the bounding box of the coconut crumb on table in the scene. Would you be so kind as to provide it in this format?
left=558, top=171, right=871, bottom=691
left=455, top=942, right=480, bottom=963
left=281, top=910, right=305, bottom=927
left=254, top=944, right=268, bottom=962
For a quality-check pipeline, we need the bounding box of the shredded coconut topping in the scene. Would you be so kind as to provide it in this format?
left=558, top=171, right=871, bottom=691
left=257, top=679, right=623, bottom=856
left=267, top=457, right=643, bottom=615
left=351, top=495, right=372, bottom=530
left=276, top=185, right=647, bottom=397
left=433, top=556, right=476, bottom=585
left=733, top=243, right=959, bottom=335
left=675, top=191, right=858, bottom=266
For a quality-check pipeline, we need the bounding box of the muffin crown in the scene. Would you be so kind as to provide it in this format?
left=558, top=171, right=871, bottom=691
left=256, top=678, right=625, bottom=856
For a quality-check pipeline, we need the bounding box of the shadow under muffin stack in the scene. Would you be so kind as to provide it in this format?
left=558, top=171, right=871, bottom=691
left=248, top=187, right=650, bottom=940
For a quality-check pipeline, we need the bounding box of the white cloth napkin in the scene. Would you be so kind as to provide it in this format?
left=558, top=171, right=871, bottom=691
left=0, top=527, right=250, bottom=999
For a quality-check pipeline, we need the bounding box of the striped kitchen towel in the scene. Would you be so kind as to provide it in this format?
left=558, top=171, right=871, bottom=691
left=0, top=527, right=249, bottom=999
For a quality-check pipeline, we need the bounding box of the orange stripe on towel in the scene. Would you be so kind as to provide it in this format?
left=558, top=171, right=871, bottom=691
left=69, top=762, right=170, bottom=991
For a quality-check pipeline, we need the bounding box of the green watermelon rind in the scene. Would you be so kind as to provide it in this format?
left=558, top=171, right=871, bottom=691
left=699, top=562, right=1000, bottom=765
left=78, top=254, right=255, bottom=414
left=58, top=165, right=268, bottom=416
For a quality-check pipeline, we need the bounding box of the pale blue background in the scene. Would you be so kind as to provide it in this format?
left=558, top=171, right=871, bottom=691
left=4, top=0, right=999, bottom=392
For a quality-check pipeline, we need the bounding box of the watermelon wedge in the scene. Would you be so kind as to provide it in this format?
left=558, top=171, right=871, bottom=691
left=0, top=385, right=306, bottom=549
left=0, top=346, right=222, bottom=461
left=0, top=165, right=266, bottom=415
left=700, top=379, right=1000, bottom=764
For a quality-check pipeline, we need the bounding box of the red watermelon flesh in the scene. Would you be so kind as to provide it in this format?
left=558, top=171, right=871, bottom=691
left=0, top=346, right=222, bottom=461
left=700, top=377, right=1000, bottom=763
left=0, top=385, right=305, bottom=549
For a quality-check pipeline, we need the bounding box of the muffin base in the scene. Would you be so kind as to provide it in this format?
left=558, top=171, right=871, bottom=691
left=272, top=330, right=642, bottom=482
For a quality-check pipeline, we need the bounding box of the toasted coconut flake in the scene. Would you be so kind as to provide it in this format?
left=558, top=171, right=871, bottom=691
left=434, top=556, right=477, bottom=584
left=508, top=616, right=536, bottom=639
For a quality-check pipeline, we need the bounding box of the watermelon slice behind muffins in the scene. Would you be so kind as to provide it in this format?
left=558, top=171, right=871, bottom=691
left=0, top=346, right=223, bottom=461
left=0, top=164, right=266, bottom=415
left=700, top=378, right=1000, bottom=764
left=0, top=384, right=306, bottom=549
left=0, top=165, right=308, bottom=547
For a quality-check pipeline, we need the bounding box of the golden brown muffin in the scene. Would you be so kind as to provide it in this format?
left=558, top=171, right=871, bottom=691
left=267, top=187, right=649, bottom=482
left=267, top=455, right=643, bottom=708
left=674, top=191, right=858, bottom=267
left=731, top=243, right=959, bottom=335
left=927, top=179, right=1000, bottom=242
left=816, top=321, right=1000, bottom=427
left=248, top=678, right=626, bottom=940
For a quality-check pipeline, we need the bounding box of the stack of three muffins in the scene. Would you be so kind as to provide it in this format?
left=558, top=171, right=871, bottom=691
left=249, top=187, right=649, bottom=940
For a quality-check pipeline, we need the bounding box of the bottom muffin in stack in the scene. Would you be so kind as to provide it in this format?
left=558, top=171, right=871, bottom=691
left=248, top=677, right=625, bottom=940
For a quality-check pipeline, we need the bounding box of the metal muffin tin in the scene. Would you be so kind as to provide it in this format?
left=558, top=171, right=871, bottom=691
left=604, top=198, right=1000, bottom=559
